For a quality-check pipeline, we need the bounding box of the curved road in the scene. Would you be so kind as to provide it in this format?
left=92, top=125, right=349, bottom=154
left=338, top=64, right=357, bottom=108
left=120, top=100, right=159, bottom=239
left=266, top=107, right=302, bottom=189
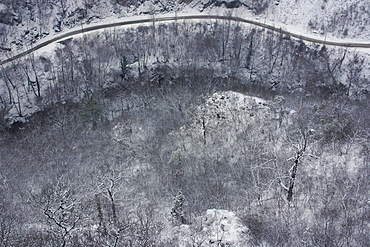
left=1, top=15, right=369, bottom=66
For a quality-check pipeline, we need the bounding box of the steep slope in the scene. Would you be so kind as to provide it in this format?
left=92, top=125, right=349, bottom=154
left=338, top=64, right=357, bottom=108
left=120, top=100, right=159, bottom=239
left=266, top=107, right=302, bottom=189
left=1, top=17, right=369, bottom=126
left=0, top=0, right=368, bottom=56
left=0, top=1, right=369, bottom=246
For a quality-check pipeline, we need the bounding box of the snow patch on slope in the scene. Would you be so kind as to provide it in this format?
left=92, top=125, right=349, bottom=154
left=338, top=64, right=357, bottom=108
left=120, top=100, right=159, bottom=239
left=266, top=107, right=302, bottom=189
left=163, top=209, right=250, bottom=246
left=266, top=0, right=369, bottom=41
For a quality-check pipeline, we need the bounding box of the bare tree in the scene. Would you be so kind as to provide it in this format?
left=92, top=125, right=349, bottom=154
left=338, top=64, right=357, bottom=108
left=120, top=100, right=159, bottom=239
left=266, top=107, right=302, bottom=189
left=30, top=177, right=82, bottom=247
left=346, top=53, right=364, bottom=96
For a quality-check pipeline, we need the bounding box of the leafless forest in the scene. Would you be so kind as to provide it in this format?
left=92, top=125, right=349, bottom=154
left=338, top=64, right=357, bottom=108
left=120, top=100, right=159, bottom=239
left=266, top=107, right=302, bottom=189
left=0, top=1, right=369, bottom=246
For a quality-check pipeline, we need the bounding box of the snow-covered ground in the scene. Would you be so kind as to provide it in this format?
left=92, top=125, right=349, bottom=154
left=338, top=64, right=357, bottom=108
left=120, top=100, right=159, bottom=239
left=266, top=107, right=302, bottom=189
left=162, top=209, right=250, bottom=246
left=1, top=0, right=369, bottom=63
left=1, top=0, right=369, bottom=125
left=272, top=0, right=369, bottom=41
left=2, top=11, right=368, bottom=70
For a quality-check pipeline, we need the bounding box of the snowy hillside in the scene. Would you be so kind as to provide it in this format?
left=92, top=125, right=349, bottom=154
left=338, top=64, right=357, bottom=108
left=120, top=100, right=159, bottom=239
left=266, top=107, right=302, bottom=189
left=0, top=1, right=369, bottom=246
left=262, top=0, right=370, bottom=41
left=0, top=0, right=369, bottom=56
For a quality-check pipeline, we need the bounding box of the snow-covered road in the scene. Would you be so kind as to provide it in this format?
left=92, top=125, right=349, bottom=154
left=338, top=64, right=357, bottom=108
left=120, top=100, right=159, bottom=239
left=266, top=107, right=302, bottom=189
left=1, top=14, right=369, bottom=66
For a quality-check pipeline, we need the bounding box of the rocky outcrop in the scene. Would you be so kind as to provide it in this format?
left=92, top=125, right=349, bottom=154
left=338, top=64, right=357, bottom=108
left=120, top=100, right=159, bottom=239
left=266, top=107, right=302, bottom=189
left=163, top=209, right=250, bottom=246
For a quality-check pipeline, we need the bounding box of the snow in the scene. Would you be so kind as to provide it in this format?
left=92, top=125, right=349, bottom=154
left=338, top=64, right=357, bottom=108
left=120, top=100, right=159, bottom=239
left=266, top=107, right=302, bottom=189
left=209, top=91, right=267, bottom=108
left=162, top=209, right=250, bottom=246
left=1, top=2, right=369, bottom=124
left=266, top=0, right=369, bottom=42
left=223, top=0, right=370, bottom=43
left=174, top=90, right=278, bottom=166
left=4, top=5, right=370, bottom=63
left=0, top=4, right=7, bottom=12
left=203, top=209, right=250, bottom=245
